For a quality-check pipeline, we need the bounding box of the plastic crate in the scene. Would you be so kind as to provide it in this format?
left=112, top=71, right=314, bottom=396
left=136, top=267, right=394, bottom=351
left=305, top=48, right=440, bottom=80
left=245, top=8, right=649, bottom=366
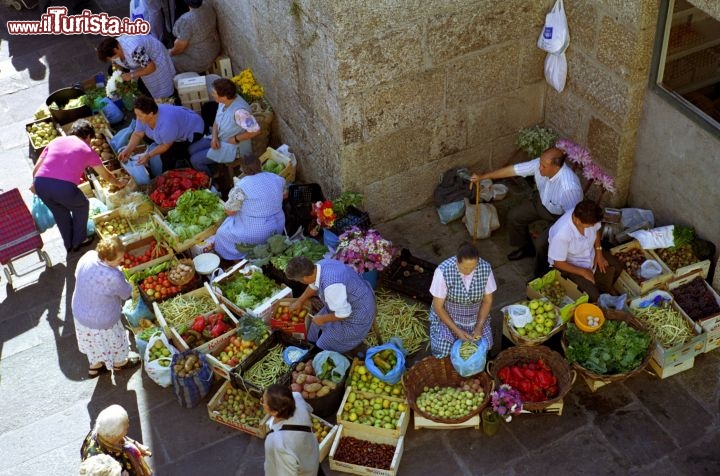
left=284, top=183, right=324, bottom=236
left=331, top=206, right=371, bottom=235
left=380, top=249, right=437, bottom=304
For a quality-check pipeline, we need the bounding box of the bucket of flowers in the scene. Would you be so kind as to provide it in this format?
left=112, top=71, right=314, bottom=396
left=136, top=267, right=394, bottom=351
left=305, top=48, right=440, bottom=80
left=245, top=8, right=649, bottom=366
left=310, top=192, right=366, bottom=248
left=334, top=226, right=396, bottom=288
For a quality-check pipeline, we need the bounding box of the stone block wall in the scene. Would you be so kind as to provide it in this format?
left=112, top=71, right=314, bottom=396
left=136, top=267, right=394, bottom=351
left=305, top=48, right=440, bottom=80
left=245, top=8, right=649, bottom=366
left=543, top=0, right=659, bottom=207
left=213, top=0, right=548, bottom=221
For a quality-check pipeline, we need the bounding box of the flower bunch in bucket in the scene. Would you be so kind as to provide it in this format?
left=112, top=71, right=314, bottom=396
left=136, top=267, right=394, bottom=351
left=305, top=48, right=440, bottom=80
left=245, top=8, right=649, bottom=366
left=334, top=227, right=396, bottom=273
left=310, top=191, right=364, bottom=233
left=105, top=70, right=140, bottom=100
left=232, top=68, right=264, bottom=104
left=489, top=384, right=523, bottom=422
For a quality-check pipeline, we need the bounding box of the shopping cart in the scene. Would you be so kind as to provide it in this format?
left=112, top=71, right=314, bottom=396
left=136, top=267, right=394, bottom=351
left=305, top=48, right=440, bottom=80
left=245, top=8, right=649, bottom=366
left=0, top=188, right=52, bottom=286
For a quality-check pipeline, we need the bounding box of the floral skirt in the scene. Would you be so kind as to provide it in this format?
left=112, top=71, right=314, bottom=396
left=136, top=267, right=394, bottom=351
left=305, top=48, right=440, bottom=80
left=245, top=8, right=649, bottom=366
left=75, top=319, right=130, bottom=369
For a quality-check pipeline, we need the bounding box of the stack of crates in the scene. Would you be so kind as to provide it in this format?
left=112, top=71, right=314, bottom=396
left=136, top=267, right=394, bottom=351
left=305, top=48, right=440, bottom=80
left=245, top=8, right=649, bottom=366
left=178, top=76, right=209, bottom=112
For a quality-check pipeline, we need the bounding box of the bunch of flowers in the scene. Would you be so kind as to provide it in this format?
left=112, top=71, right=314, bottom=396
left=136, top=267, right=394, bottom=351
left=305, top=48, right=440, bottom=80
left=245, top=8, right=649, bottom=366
left=232, top=68, right=265, bottom=104
left=105, top=70, right=140, bottom=99
left=310, top=191, right=364, bottom=233
left=311, top=200, right=337, bottom=229
left=489, top=384, right=524, bottom=422
left=555, top=138, right=615, bottom=194
left=334, top=227, right=396, bottom=273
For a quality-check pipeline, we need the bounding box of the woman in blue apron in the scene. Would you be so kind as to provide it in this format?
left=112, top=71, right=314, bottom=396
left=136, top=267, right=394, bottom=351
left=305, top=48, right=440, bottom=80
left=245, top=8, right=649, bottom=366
left=428, top=242, right=496, bottom=358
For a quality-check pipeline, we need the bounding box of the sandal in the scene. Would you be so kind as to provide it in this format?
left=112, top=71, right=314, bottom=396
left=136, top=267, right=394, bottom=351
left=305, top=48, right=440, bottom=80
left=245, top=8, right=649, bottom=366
left=113, top=355, right=141, bottom=372
left=88, top=365, right=109, bottom=378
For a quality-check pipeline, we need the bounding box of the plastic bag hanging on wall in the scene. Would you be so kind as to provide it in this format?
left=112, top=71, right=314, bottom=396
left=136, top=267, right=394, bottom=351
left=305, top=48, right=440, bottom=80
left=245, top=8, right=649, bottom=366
left=538, top=0, right=570, bottom=92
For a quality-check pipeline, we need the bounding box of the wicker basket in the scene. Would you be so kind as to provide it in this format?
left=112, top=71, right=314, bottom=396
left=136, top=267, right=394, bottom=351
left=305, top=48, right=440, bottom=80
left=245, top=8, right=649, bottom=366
left=561, top=309, right=654, bottom=386
left=168, top=259, right=196, bottom=286
left=403, top=356, right=492, bottom=424
left=487, top=345, right=575, bottom=411
left=503, top=310, right=565, bottom=346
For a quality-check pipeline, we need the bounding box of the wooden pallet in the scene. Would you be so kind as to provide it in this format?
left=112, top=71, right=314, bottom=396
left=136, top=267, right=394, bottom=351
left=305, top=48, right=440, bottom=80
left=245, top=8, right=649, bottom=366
left=413, top=413, right=480, bottom=430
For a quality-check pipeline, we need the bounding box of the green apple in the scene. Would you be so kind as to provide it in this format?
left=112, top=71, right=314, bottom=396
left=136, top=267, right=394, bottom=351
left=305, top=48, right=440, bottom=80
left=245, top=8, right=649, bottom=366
left=543, top=302, right=554, bottom=312
left=529, top=300, right=540, bottom=310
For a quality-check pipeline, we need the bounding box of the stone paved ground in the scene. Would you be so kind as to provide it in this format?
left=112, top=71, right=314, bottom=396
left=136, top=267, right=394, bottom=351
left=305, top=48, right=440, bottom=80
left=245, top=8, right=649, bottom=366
left=1, top=2, right=719, bottom=475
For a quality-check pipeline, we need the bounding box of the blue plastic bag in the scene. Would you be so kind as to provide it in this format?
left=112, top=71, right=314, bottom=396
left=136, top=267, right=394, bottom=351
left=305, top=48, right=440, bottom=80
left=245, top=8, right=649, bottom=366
left=122, top=298, right=154, bottom=327
left=170, top=350, right=213, bottom=408
left=312, top=351, right=350, bottom=384
left=437, top=200, right=465, bottom=225
left=31, top=195, right=55, bottom=233
left=365, top=338, right=407, bottom=385
left=450, top=338, right=488, bottom=377
left=109, top=119, right=135, bottom=152
left=283, top=346, right=309, bottom=365
left=98, top=98, right=124, bottom=124
left=122, top=155, right=152, bottom=186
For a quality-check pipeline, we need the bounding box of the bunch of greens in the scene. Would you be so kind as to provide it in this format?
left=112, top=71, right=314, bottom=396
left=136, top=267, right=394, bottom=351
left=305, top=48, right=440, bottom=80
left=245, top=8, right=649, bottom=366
left=166, top=189, right=225, bottom=241
left=270, top=238, right=328, bottom=271
left=516, top=125, right=558, bottom=158
left=673, top=225, right=695, bottom=248
left=219, top=271, right=280, bottom=310
left=565, top=320, right=651, bottom=375
left=235, top=234, right=291, bottom=266
left=237, top=316, right=270, bottom=343
left=332, top=191, right=364, bottom=218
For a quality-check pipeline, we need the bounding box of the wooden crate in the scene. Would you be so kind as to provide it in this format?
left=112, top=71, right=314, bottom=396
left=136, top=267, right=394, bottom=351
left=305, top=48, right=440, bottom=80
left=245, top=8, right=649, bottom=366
left=79, top=181, right=93, bottom=198
left=667, top=271, right=720, bottom=351
left=211, top=260, right=293, bottom=321
left=648, top=355, right=694, bottom=379
left=26, top=117, right=62, bottom=161
left=120, top=235, right=174, bottom=276
left=153, top=212, right=222, bottom=253
left=611, top=240, right=673, bottom=297
left=178, top=76, right=209, bottom=112
left=413, top=413, right=480, bottom=430
left=92, top=208, right=135, bottom=241
left=161, top=303, right=240, bottom=352
left=329, top=425, right=404, bottom=476
left=501, top=305, right=565, bottom=347
left=312, top=414, right=338, bottom=463
left=152, top=283, right=220, bottom=337
left=59, top=113, right=110, bottom=136
left=203, top=319, right=274, bottom=382
left=336, top=386, right=410, bottom=439
left=650, top=247, right=711, bottom=280
left=629, top=291, right=706, bottom=367
left=259, top=147, right=296, bottom=182
left=89, top=169, right=135, bottom=208
left=208, top=55, right=232, bottom=78
left=206, top=380, right=268, bottom=438
left=580, top=374, right=611, bottom=393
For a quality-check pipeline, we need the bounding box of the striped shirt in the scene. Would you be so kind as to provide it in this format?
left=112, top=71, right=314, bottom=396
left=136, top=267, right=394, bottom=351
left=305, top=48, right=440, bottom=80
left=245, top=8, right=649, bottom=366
left=514, top=158, right=582, bottom=215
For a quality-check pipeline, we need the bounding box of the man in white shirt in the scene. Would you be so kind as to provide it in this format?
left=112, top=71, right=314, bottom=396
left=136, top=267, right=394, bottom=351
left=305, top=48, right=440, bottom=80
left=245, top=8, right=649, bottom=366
left=472, top=147, right=583, bottom=267
left=548, top=200, right=623, bottom=301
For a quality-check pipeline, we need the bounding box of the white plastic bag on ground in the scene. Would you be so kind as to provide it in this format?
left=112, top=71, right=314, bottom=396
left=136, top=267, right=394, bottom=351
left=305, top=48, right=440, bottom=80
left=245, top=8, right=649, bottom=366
left=463, top=199, right=500, bottom=239
left=545, top=52, right=568, bottom=92
left=144, top=332, right=178, bottom=388
left=537, top=0, right=569, bottom=54
left=629, top=225, right=674, bottom=249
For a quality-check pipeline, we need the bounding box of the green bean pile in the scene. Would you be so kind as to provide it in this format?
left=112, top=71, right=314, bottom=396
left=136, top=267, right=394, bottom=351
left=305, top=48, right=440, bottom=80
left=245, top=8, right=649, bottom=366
left=243, top=345, right=289, bottom=389
left=158, top=293, right=217, bottom=328
left=633, top=305, right=694, bottom=348
left=365, top=291, right=429, bottom=354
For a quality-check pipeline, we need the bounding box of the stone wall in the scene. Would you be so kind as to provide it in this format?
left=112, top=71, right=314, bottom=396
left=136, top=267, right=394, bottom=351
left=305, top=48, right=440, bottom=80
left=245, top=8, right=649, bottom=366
left=543, top=0, right=659, bottom=207
left=213, top=0, right=548, bottom=221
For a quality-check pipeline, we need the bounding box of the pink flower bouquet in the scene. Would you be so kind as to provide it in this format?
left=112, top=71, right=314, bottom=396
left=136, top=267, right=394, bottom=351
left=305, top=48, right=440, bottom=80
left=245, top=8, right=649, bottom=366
left=334, top=227, right=396, bottom=273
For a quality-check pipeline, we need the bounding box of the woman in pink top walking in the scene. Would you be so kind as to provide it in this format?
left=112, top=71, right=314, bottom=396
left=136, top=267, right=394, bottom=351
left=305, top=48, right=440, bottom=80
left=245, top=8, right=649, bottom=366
left=32, top=119, right=125, bottom=253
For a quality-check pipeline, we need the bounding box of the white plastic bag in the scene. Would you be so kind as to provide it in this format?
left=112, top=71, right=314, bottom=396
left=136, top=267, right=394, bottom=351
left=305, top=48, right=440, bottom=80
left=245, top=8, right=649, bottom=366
left=463, top=199, right=500, bottom=239
left=629, top=225, right=674, bottom=250
left=621, top=208, right=655, bottom=229
left=544, top=52, right=568, bottom=93
left=639, top=260, right=663, bottom=280
left=144, top=332, right=178, bottom=388
left=537, top=0, right=569, bottom=54
left=504, top=304, right=533, bottom=328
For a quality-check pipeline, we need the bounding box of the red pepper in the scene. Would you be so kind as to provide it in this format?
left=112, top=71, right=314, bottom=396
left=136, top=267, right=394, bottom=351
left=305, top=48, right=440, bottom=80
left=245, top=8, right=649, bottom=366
left=191, top=316, right=206, bottom=333
left=498, top=367, right=511, bottom=383
left=510, top=366, right=525, bottom=381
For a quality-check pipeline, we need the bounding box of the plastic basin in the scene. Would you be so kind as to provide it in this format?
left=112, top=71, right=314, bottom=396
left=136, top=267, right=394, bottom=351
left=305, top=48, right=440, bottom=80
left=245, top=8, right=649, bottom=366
left=574, top=303, right=605, bottom=333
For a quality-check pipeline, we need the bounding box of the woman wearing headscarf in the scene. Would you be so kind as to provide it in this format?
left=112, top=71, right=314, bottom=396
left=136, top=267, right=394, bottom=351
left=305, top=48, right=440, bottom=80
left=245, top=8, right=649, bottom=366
left=213, top=154, right=285, bottom=260
left=80, top=404, right=152, bottom=476
left=168, top=0, right=221, bottom=74
left=428, top=242, right=496, bottom=358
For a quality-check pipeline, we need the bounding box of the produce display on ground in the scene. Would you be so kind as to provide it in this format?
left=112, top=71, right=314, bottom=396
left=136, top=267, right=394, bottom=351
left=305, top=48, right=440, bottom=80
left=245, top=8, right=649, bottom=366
left=147, top=340, right=172, bottom=367
left=364, top=291, right=429, bottom=354
left=218, top=271, right=282, bottom=311
left=564, top=321, right=651, bottom=374
left=242, top=345, right=289, bottom=389
left=290, top=361, right=338, bottom=400
left=179, top=312, right=234, bottom=348
left=164, top=189, right=225, bottom=241
left=27, top=121, right=58, bottom=148
left=89, top=133, right=115, bottom=161
left=216, top=318, right=270, bottom=368
left=149, top=169, right=209, bottom=209
left=122, top=239, right=169, bottom=269
left=334, top=436, right=395, bottom=470
left=212, top=386, right=265, bottom=428
left=510, top=299, right=560, bottom=340
left=157, top=292, right=218, bottom=329
left=96, top=216, right=132, bottom=239
left=371, top=349, right=398, bottom=376
left=655, top=244, right=698, bottom=271
left=311, top=416, right=331, bottom=443
left=139, top=271, right=185, bottom=302
left=173, top=353, right=202, bottom=378
left=497, top=359, right=558, bottom=402
left=614, top=248, right=655, bottom=283
left=235, top=234, right=291, bottom=266
left=340, top=391, right=406, bottom=428
left=347, top=362, right=404, bottom=398
left=632, top=304, right=694, bottom=348
left=269, top=238, right=328, bottom=271
left=136, top=326, right=160, bottom=343
left=415, top=377, right=485, bottom=420
left=670, top=276, right=720, bottom=321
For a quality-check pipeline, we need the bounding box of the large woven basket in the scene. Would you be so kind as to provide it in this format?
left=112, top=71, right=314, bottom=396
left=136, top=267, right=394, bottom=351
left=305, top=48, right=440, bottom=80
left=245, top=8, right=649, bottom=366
left=403, top=356, right=492, bottom=424
left=487, top=345, right=575, bottom=411
left=561, top=309, right=654, bottom=385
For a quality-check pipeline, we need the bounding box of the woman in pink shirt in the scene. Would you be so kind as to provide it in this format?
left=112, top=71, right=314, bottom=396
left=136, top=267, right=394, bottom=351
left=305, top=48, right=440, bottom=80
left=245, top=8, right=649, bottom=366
left=32, top=119, right=125, bottom=252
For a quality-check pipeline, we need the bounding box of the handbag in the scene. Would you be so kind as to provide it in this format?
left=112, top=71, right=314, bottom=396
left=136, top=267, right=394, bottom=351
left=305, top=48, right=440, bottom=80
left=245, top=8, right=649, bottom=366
left=206, top=141, right=238, bottom=164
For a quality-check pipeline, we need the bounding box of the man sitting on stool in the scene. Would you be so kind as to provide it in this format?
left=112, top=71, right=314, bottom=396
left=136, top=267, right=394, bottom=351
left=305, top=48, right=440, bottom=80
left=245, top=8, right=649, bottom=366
left=472, top=147, right=582, bottom=274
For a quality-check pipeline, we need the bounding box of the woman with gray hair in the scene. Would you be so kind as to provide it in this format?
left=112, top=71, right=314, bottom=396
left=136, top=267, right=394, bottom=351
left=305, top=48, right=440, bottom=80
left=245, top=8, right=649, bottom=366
left=80, top=405, right=153, bottom=476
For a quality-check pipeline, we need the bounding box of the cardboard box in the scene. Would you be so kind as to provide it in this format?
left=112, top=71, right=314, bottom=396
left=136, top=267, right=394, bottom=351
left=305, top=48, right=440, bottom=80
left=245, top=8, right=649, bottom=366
left=648, top=355, right=694, bottom=379
left=269, top=298, right=312, bottom=340
left=211, top=260, right=292, bottom=321
left=329, top=425, right=404, bottom=476
left=336, top=386, right=409, bottom=439
left=207, top=380, right=268, bottom=438
left=611, top=240, right=673, bottom=297
left=526, top=269, right=589, bottom=322
left=630, top=291, right=706, bottom=367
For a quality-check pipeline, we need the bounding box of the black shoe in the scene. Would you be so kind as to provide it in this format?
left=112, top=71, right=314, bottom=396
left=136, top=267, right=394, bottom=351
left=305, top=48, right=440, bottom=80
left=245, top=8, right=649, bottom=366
left=72, top=235, right=95, bottom=253
left=507, top=246, right=536, bottom=261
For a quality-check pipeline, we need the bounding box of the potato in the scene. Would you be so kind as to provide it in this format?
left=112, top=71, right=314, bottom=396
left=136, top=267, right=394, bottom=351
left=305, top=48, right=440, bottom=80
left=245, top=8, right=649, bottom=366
left=301, top=391, right=309, bottom=399
left=101, top=152, right=113, bottom=160
left=316, top=387, right=331, bottom=398
left=296, top=373, right=307, bottom=384
left=291, top=383, right=302, bottom=392
left=303, top=382, right=322, bottom=393
left=307, top=392, right=317, bottom=399
left=304, top=375, right=319, bottom=384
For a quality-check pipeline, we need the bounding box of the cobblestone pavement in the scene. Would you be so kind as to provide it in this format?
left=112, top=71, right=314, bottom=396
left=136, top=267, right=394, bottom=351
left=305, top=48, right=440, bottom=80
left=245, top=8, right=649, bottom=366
left=1, top=2, right=718, bottom=475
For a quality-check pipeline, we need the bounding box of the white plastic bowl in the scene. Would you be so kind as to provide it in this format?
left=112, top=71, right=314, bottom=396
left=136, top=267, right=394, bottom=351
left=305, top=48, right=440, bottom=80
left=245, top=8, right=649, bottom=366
left=193, top=253, right=220, bottom=275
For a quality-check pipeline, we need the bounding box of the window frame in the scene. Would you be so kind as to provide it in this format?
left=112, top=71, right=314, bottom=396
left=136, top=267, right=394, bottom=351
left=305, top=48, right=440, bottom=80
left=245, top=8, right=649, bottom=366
left=650, top=0, right=720, bottom=138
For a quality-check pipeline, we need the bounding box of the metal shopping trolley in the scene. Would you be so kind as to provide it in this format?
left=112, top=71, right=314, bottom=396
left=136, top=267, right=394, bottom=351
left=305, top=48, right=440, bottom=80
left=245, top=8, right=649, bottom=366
left=0, top=188, right=52, bottom=286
